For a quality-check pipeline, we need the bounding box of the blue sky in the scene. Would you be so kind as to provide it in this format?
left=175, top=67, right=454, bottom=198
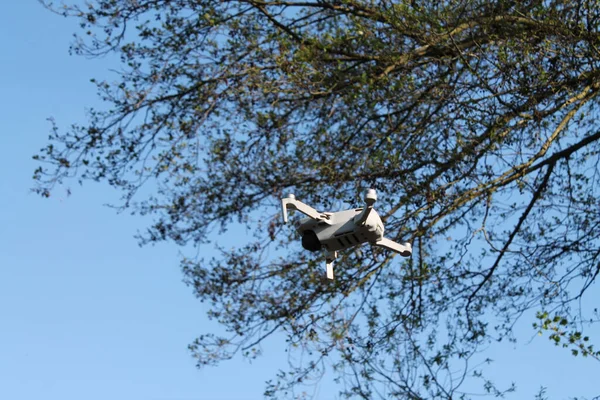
left=0, top=2, right=599, bottom=400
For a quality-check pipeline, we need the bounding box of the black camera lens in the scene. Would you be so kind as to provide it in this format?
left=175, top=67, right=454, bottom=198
left=301, top=230, right=321, bottom=252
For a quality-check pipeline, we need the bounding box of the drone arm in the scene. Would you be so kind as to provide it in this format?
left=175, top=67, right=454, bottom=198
left=281, top=194, right=322, bottom=223
left=373, top=237, right=412, bottom=257
left=354, top=189, right=377, bottom=226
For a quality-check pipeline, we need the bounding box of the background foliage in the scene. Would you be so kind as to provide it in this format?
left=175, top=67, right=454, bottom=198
left=35, top=0, right=600, bottom=398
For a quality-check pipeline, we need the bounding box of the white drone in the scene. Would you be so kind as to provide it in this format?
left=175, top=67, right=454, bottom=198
left=281, top=189, right=412, bottom=280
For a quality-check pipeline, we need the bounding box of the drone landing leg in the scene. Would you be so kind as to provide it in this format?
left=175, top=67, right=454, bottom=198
left=326, top=261, right=334, bottom=280
left=325, top=250, right=338, bottom=280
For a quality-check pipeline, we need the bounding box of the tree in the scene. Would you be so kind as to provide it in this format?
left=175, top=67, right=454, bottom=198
left=35, top=0, right=600, bottom=398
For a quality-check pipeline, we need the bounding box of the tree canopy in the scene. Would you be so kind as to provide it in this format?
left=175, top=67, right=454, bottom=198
left=35, top=0, right=600, bottom=398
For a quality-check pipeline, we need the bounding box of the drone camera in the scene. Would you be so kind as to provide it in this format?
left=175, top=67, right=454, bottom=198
left=301, top=230, right=322, bottom=252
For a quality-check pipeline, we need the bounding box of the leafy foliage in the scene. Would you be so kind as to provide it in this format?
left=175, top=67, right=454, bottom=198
left=535, top=310, right=600, bottom=359
left=35, top=0, right=600, bottom=398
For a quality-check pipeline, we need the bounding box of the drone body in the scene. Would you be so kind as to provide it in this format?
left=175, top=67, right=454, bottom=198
left=282, top=189, right=412, bottom=279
